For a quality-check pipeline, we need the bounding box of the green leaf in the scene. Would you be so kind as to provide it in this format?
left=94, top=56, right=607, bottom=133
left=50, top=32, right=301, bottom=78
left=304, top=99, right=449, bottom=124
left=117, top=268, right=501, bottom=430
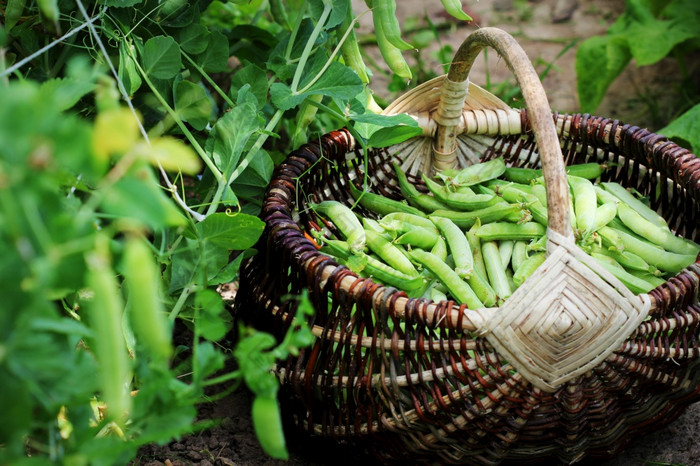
left=195, top=289, right=230, bottom=342
left=38, top=77, right=96, bottom=112
left=137, top=136, right=202, bottom=175
left=142, top=36, right=182, bottom=80
left=210, top=251, right=248, bottom=284
left=367, top=125, right=424, bottom=148
left=575, top=35, right=631, bottom=113
left=174, top=80, right=212, bottom=130
left=352, top=112, right=419, bottom=141
left=658, top=103, right=700, bottom=153
left=616, top=0, right=696, bottom=66
left=101, top=164, right=186, bottom=230
left=309, top=0, right=348, bottom=29
left=270, top=61, right=362, bottom=111
left=178, top=23, right=210, bottom=54
left=232, top=149, right=273, bottom=188
left=195, top=32, right=229, bottom=73
left=168, top=240, right=229, bottom=292
left=195, top=212, right=264, bottom=250
left=230, top=63, right=269, bottom=110
left=206, top=102, right=259, bottom=176
left=4, top=0, right=27, bottom=32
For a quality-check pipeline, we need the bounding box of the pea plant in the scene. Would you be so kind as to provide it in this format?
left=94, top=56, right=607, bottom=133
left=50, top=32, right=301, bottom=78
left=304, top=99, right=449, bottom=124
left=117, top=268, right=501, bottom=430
left=0, top=0, right=473, bottom=462
left=576, top=0, right=700, bottom=152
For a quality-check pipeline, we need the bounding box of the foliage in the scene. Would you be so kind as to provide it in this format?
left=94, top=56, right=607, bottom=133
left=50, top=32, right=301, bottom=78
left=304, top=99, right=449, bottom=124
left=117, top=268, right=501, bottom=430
left=576, top=0, right=700, bottom=151
left=0, top=0, right=429, bottom=462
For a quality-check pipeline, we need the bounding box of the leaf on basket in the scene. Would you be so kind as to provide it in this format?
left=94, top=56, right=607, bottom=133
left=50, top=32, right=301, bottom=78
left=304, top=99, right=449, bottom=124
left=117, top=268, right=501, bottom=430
left=367, top=125, right=423, bottom=148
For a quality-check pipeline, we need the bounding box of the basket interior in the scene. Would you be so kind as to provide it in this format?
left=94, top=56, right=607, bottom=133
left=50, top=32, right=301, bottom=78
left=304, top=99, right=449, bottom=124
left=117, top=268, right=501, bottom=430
left=235, top=112, right=700, bottom=465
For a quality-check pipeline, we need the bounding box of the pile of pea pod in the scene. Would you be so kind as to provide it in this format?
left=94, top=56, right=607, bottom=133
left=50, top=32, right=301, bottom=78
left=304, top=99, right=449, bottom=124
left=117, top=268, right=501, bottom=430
left=307, top=158, right=700, bottom=307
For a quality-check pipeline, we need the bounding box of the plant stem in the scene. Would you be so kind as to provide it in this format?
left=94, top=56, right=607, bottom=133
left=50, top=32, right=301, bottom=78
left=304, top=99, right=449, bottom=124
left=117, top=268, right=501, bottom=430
left=129, top=56, right=221, bottom=181
left=168, top=283, right=199, bottom=321
left=290, top=3, right=331, bottom=92
left=206, top=109, right=284, bottom=216
left=182, top=53, right=235, bottom=108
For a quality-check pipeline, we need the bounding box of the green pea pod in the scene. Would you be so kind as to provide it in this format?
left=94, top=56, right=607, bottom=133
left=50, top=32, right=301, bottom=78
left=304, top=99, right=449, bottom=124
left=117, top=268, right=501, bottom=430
left=431, top=235, right=448, bottom=262
left=290, top=95, right=322, bottom=149
left=513, top=252, right=546, bottom=287
left=395, top=227, right=440, bottom=250
left=594, top=185, right=620, bottom=206
left=440, top=0, right=473, bottom=21
left=85, top=236, right=131, bottom=424
left=322, top=239, right=424, bottom=291
left=476, top=222, right=546, bottom=241
left=601, top=182, right=668, bottom=228
left=628, top=270, right=667, bottom=289
left=381, top=212, right=436, bottom=231
left=252, top=395, right=289, bottom=460
left=269, top=0, right=291, bottom=30
left=431, top=216, right=473, bottom=279
left=340, top=5, right=370, bottom=83
left=349, top=182, right=426, bottom=217
left=511, top=240, right=529, bottom=273
left=423, top=174, right=499, bottom=211
left=592, top=202, right=619, bottom=231
left=588, top=243, right=651, bottom=272
left=466, top=220, right=490, bottom=293
left=498, top=186, right=548, bottom=226
left=408, top=249, right=483, bottom=309
left=431, top=203, right=523, bottom=229
left=600, top=226, right=696, bottom=274
left=530, top=184, right=547, bottom=207
left=504, top=163, right=606, bottom=185
left=37, top=0, right=58, bottom=29
left=499, top=240, right=515, bottom=268
left=448, top=158, right=506, bottom=187
left=373, top=13, right=412, bottom=78
left=394, top=163, right=449, bottom=212
left=568, top=175, right=596, bottom=237
left=590, top=254, right=656, bottom=295
left=123, top=237, right=173, bottom=361
left=365, top=229, right=418, bottom=276
left=617, top=203, right=699, bottom=256
left=311, top=200, right=365, bottom=254
left=482, top=241, right=512, bottom=301
left=373, top=0, right=414, bottom=50
left=430, top=286, right=449, bottom=302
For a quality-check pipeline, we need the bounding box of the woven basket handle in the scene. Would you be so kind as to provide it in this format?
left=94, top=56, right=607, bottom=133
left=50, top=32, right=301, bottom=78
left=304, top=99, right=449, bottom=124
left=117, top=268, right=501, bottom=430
left=433, top=27, right=572, bottom=237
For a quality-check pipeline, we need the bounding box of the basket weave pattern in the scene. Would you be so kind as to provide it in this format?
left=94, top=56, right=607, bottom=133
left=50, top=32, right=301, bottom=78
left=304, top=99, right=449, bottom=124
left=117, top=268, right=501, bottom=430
left=235, top=113, right=700, bottom=464
left=234, top=26, right=700, bottom=464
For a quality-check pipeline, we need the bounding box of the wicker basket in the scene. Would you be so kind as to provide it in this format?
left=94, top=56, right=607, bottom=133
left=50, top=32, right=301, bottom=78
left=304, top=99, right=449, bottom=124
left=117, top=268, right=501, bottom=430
left=233, top=28, right=700, bottom=464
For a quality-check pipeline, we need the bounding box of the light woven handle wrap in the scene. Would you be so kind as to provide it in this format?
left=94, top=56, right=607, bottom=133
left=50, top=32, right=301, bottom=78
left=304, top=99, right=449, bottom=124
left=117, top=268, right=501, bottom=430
left=433, top=27, right=572, bottom=237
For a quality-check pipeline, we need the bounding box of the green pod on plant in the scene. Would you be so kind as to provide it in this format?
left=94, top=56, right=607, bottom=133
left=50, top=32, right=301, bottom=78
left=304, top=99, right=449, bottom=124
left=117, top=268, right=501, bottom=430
left=85, top=235, right=131, bottom=424
left=123, top=236, right=173, bottom=361
left=252, top=395, right=288, bottom=460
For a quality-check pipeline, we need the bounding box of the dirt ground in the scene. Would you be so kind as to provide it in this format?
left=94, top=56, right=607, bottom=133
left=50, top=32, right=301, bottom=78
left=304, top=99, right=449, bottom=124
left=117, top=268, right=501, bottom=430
left=135, top=1, right=699, bottom=465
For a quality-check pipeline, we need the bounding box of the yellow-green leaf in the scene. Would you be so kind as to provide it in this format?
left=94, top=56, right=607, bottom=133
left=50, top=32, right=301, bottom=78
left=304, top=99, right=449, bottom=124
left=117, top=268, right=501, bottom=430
left=92, top=108, right=140, bottom=160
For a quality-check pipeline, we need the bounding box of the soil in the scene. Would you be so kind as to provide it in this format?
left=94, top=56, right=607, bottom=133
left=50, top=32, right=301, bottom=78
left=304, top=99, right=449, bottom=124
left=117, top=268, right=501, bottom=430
left=135, top=1, right=700, bottom=465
